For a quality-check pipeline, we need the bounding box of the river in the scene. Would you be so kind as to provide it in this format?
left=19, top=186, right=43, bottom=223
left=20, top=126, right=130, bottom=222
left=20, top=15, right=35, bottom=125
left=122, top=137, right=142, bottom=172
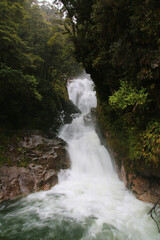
left=0, top=75, right=159, bottom=240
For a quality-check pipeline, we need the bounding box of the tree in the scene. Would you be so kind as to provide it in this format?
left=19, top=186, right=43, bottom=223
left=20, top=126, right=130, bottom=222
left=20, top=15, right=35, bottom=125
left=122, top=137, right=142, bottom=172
left=0, top=0, right=27, bottom=68
left=0, top=63, right=41, bottom=128
left=0, top=0, right=82, bottom=130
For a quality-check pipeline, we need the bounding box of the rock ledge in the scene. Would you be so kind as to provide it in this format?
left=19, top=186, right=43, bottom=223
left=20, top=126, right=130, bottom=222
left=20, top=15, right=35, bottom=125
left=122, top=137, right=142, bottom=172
left=0, top=132, right=70, bottom=203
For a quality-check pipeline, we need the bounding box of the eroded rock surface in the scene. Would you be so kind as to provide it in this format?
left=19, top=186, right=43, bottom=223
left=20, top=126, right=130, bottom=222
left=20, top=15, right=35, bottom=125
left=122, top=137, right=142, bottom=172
left=0, top=165, right=58, bottom=202
left=18, top=133, right=70, bottom=171
left=0, top=132, right=70, bottom=203
left=119, top=161, right=160, bottom=203
left=105, top=131, right=160, bottom=204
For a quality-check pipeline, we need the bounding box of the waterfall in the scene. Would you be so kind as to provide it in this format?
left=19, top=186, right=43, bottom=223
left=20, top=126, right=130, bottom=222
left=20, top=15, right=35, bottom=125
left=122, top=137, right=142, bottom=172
left=0, top=75, right=159, bottom=240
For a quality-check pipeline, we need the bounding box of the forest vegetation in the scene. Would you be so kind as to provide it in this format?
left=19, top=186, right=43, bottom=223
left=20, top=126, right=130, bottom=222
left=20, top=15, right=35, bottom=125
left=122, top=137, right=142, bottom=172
left=0, top=0, right=82, bottom=131
left=58, top=0, right=160, bottom=173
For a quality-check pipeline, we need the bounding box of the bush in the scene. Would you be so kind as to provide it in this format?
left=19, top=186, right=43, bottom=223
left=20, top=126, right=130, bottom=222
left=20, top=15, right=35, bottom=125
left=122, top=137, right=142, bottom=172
left=130, top=122, right=160, bottom=167
left=109, top=80, right=148, bottom=111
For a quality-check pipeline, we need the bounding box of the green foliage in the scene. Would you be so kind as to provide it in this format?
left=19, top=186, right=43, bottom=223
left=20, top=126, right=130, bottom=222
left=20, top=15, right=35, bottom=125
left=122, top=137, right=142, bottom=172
left=0, top=63, right=42, bottom=128
left=0, top=155, right=11, bottom=167
left=130, top=122, right=160, bottom=167
left=109, top=81, right=148, bottom=110
left=0, top=0, right=82, bottom=130
left=0, top=130, right=31, bottom=167
left=54, top=79, right=68, bottom=101
left=0, top=0, right=27, bottom=67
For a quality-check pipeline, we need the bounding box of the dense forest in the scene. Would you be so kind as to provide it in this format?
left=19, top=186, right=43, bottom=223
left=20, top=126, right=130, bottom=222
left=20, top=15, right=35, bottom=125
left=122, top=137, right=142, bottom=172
left=58, top=0, right=160, bottom=173
left=0, top=0, right=82, bottom=132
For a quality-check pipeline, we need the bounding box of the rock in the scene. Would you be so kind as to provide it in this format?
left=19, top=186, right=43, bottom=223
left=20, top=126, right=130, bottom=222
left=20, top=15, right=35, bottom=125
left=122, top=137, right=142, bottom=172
left=18, top=134, right=70, bottom=171
left=48, top=99, right=81, bottom=137
left=104, top=129, right=160, bottom=203
left=119, top=162, right=160, bottom=203
left=134, top=162, right=160, bottom=179
left=83, top=108, right=97, bottom=126
left=62, top=99, right=81, bottom=124
left=43, top=169, right=58, bottom=190
left=151, top=61, right=160, bottom=69
left=0, top=132, right=70, bottom=203
left=121, top=165, right=128, bottom=188
left=18, top=167, right=35, bottom=194
left=0, top=164, right=58, bottom=203
left=83, top=109, right=96, bottom=127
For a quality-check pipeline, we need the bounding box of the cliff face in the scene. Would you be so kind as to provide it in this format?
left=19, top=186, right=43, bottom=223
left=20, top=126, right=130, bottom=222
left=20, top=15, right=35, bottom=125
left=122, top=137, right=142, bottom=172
left=120, top=165, right=160, bottom=203
left=105, top=130, right=160, bottom=204
left=0, top=131, right=70, bottom=203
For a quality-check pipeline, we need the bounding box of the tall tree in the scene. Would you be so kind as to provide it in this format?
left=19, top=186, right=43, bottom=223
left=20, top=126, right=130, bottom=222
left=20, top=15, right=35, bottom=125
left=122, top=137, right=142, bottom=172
left=0, top=0, right=27, bottom=68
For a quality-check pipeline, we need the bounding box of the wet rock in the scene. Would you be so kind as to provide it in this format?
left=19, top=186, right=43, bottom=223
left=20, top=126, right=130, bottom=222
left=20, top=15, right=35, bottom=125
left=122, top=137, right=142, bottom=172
left=121, top=165, right=128, bottom=188
left=62, top=99, right=81, bottom=124
left=48, top=99, right=81, bottom=138
left=83, top=108, right=97, bottom=126
left=104, top=128, right=160, bottom=203
left=134, top=162, right=160, bottom=179
left=119, top=162, right=160, bottom=203
left=0, top=164, right=58, bottom=203
left=0, top=132, right=70, bottom=203
left=43, top=169, right=58, bottom=190
left=18, top=134, right=70, bottom=171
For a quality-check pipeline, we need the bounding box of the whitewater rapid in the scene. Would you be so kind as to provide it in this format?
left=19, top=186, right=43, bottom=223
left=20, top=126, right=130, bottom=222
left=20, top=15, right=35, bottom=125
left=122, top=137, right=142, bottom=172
left=0, top=75, right=159, bottom=240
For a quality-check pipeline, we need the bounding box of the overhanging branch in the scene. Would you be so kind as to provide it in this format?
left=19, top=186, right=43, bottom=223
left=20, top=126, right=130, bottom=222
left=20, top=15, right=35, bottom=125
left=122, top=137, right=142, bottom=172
left=148, top=198, right=160, bottom=233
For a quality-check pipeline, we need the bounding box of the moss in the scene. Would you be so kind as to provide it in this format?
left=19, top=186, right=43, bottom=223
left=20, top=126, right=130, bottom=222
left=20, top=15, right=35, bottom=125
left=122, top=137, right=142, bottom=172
left=0, top=155, right=11, bottom=166
left=0, top=129, right=32, bottom=167
left=17, top=147, right=23, bottom=153
left=96, top=97, right=129, bottom=163
left=18, top=157, right=31, bottom=167
left=54, top=79, right=69, bottom=102
left=0, top=145, right=5, bottom=152
left=34, top=144, right=46, bottom=151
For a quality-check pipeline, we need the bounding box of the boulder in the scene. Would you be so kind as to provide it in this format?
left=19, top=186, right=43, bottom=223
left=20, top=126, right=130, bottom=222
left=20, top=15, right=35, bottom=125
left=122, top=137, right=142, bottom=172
left=18, top=134, right=70, bottom=171
left=48, top=99, right=81, bottom=137
left=119, top=162, right=160, bottom=203
left=0, top=132, right=70, bottom=203
left=0, top=164, right=58, bottom=203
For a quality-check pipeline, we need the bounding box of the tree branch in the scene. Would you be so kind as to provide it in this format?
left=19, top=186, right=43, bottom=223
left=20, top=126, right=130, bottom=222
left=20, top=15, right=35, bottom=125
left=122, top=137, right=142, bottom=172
left=148, top=198, right=160, bottom=233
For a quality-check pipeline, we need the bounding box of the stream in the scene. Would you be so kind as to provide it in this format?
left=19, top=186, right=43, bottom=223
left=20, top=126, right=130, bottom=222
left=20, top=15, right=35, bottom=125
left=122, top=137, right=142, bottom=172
left=0, top=75, right=160, bottom=240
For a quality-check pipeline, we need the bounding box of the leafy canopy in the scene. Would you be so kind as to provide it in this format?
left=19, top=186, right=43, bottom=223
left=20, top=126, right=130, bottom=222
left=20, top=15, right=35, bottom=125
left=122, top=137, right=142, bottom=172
left=109, top=81, right=148, bottom=110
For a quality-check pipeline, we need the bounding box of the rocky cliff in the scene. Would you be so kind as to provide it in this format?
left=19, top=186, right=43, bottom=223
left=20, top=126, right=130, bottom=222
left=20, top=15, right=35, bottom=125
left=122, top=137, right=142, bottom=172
left=106, top=132, right=160, bottom=204
left=0, top=131, right=70, bottom=203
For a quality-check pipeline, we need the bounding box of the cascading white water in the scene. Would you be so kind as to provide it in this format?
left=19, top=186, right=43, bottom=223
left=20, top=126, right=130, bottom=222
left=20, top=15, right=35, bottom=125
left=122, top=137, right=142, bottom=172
left=0, top=75, right=159, bottom=240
